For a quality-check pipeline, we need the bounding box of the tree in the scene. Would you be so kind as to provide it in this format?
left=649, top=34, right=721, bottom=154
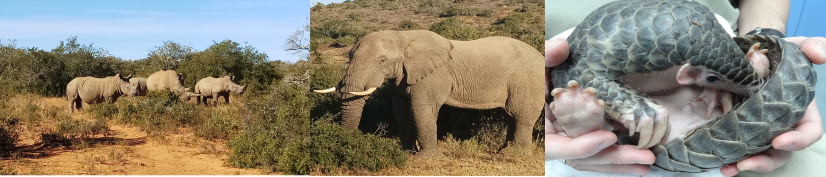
left=147, top=41, right=192, bottom=70
left=285, top=19, right=310, bottom=59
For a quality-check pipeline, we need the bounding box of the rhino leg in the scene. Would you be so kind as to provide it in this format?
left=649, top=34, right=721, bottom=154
left=212, top=93, right=219, bottom=107
left=223, top=92, right=230, bottom=104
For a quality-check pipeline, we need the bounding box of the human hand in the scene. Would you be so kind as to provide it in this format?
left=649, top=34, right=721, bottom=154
left=545, top=38, right=656, bottom=175
left=720, top=37, right=826, bottom=176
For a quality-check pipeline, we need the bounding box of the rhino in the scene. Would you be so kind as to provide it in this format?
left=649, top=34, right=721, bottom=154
left=129, top=77, right=148, bottom=96
left=194, top=76, right=246, bottom=107
left=146, top=70, right=201, bottom=101
left=66, top=74, right=137, bottom=113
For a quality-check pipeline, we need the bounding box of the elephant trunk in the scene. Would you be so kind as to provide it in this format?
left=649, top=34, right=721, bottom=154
left=340, top=93, right=369, bottom=129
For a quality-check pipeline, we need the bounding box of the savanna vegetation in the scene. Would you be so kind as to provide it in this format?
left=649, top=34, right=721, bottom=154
left=310, top=0, right=544, bottom=175
left=0, top=20, right=404, bottom=174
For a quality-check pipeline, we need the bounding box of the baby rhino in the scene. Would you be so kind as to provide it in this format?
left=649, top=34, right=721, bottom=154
left=194, top=76, right=246, bottom=107
left=66, top=74, right=138, bottom=113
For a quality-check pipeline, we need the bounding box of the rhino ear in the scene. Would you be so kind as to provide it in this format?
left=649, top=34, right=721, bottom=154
left=185, top=87, right=191, bottom=92
left=124, top=74, right=132, bottom=80
left=231, top=76, right=236, bottom=81
left=115, top=73, right=121, bottom=78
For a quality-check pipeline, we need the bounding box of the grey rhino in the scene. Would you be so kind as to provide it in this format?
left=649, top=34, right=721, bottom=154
left=194, top=76, right=246, bottom=107
left=129, top=77, right=148, bottom=96
left=66, top=74, right=137, bottom=113
left=146, top=70, right=201, bottom=101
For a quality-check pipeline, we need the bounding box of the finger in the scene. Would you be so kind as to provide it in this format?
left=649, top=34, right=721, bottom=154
left=545, top=130, right=617, bottom=160
left=545, top=105, right=555, bottom=134
left=720, top=163, right=740, bottom=177
left=565, top=144, right=656, bottom=165
left=772, top=99, right=823, bottom=151
left=784, top=37, right=826, bottom=64
left=545, top=38, right=569, bottom=68
left=566, top=164, right=651, bottom=176
left=736, top=149, right=793, bottom=173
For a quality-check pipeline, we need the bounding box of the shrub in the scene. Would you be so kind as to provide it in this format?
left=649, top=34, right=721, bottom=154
left=347, top=12, right=364, bottom=22
left=226, top=75, right=312, bottom=172
left=311, top=2, right=325, bottom=11
left=54, top=116, right=109, bottom=140
left=0, top=112, right=19, bottom=155
left=442, top=134, right=485, bottom=158
left=429, top=17, right=484, bottom=40
left=397, top=20, right=421, bottom=30
left=415, top=0, right=451, bottom=15
left=442, top=7, right=490, bottom=17
left=277, top=116, right=407, bottom=174
left=193, top=111, right=238, bottom=140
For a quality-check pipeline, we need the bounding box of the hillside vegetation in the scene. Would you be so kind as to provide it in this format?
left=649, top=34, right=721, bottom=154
left=0, top=33, right=403, bottom=174
left=310, top=0, right=544, bottom=175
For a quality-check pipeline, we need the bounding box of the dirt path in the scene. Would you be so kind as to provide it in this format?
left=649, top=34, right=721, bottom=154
left=2, top=97, right=267, bottom=175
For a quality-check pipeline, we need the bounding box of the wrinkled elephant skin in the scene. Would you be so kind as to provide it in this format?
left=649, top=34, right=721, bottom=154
left=320, top=30, right=544, bottom=155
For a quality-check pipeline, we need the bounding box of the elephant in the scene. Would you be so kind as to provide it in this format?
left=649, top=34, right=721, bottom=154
left=147, top=70, right=201, bottom=101
left=314, top=30, right=544, bottom=155
left=129, top=77, right=148, bottom=96
left=194, top=76, right=246, bottom=107
left=66, top=74, right=138, bottom=113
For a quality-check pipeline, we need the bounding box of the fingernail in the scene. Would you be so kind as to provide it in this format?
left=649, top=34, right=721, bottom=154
left=634, top=160, right=650, bottom=165
left=817, top=43, right=826, bottom=61
left=781, top=144, right=795, bottom=151
left=598, top=141, right=612, bottom=149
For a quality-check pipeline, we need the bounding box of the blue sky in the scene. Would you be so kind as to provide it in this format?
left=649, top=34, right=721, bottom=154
left=0, top=0, right=309, bottom=62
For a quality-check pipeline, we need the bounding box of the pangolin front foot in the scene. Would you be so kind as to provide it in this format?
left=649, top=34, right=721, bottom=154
left=694, top=88, right=734, bottom=119
left=550, top=80, right=607, bottom=138
left=630, top=107, right=669, bottom=149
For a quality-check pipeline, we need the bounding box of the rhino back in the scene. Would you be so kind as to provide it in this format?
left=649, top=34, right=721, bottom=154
left=147, top=70, right=186, bottom=92
left=75, top=77, right=124, bottom=103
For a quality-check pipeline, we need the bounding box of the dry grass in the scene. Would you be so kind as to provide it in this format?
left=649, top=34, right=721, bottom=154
left=313, top=139, right=544, bottom=176
left=0, top=95, right=268, bottom=175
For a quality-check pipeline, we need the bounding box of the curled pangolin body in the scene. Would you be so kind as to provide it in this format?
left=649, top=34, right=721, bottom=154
left=550, top=0, right=817, bottom=172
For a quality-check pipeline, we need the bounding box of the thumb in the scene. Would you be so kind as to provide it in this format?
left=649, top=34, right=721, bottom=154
left=546, top=38, right=570, bottom=68
left=546, top=130, right=617, bottom=161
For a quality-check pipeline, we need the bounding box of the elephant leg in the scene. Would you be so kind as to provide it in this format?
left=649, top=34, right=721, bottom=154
left=408, top=86, right=449, bottom=156
left=504, top=89, right=543, bottom=150
left=391, top=93, right=417, bottom=152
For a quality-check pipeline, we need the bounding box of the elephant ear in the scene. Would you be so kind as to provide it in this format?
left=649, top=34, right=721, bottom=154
left=402, top=31, right=453, bottom=85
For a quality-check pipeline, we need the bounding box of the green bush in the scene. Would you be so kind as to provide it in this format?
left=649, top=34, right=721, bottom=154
left=430, top=17, right=484, bottom=40
left=194, top=111, right=238, bottom=140
left=442, top=7, right=491, bottom=17
left=397, top=20, right=421, bottom=30
left=347, top=12, right=364, bottom=22
left=416, top=0, right=451, bottom=15
left=0, top=111, right=19, bottom=155
left=278, top=116, right=407, bottom=174
left=226, top=74, right=312, bottom=172
left=55, top=117, right=109, bottom=139
left=311, top=2, right=325, bottom=11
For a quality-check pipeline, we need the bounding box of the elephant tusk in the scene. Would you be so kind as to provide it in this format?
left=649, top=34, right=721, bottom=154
left=313, top=87, right=337, bottom=93
left=349, top=87, right=377, bottom=96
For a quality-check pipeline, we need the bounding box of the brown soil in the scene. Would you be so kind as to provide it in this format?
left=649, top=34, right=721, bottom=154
left=1, top=97, right=269, bottom=175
